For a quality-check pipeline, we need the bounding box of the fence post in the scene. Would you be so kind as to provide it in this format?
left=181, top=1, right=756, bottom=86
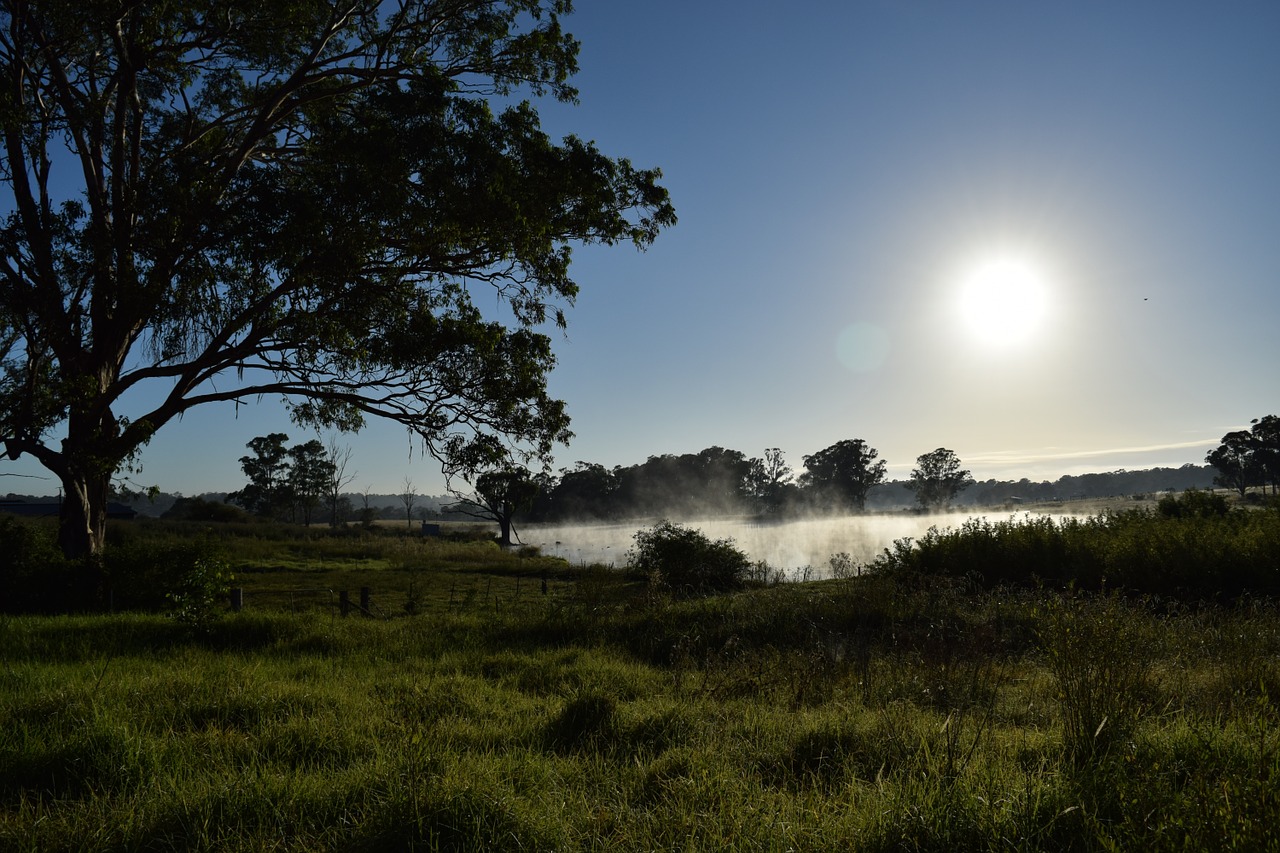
left=360, top=586, right=371, bottom=614
left=230, top=587, right=244, bottom=613
left=339, top=590, right=350, bottom=617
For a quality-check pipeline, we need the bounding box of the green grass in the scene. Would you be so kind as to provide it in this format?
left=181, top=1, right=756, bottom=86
left=2, top=512, right=1280, bottom=850
left=1, top=585, right=1278, bottom=848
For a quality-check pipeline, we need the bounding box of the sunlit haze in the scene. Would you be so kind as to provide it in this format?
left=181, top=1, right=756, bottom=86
left=7, top=2, right=1279, bottom=497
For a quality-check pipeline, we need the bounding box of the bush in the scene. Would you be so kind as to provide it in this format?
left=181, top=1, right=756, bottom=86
left=160, top=496, right=250, bottom=523
left=628, top=521, right=751, bottom=596
left=868, top=508, right=1280, bottom=601
left=0, top=516, right=93, bottom=613
left=165, top=552, right=234, bottom=631
left=1157, top=488, right=1229, bottom=519
left=105, top=539, right=232, bottom=620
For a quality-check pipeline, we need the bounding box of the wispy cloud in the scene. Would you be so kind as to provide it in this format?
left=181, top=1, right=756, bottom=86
left=964, top=438, right=1219, bottom=468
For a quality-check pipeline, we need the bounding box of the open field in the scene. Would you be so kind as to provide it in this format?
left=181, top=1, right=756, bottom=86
left=3, top=502, right=1280, bottom=851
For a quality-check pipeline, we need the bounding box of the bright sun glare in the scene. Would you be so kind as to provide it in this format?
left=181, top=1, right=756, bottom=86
left=957, top=255, right=1050, bottom=347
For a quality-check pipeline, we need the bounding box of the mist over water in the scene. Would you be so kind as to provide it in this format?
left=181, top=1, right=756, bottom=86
left=522, top=511, right=1069, bottom=580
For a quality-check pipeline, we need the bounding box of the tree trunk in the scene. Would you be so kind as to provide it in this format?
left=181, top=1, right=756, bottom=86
left=57, top=470, right=109, bottom=560
left=55, top=468, right=111, bottom=611
left=497, top=512, right=513, bottom=547
left=57, top=394, right=120, bottom=563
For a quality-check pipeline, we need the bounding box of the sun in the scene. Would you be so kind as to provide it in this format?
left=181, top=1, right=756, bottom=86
left=956, top=255, right=1050, bottom=347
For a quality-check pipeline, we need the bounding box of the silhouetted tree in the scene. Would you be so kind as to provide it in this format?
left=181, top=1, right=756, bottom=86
left=746, top=448, right=794, bottom=513
left=325, top=440, right=358, bottom=528
left=0, top=1, right=674, bottom=560
left=799, top=439, right=887, bottom=511
left=906, top=448, right=974, bottom=510
left=544, top=462, right=620, bottom=520
left=287, top=440, right=334, bottom=526
left=1251, top=416, right=1280, bottom=495
left=454, top=467, right=541, bottom=546
left=228, top=434, right=292, bottom=518
left=228, top=433, right=336, bottom=523
left=358, top=486, right=378, bottom=530
left=613, top=447, right=752, bottom=517
left=1207, top=430, right=1257, bottom=497
left=400, top=477, right=418, bottom=531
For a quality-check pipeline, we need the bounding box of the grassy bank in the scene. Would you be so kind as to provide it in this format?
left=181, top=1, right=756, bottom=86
left=3, top=545, right=1279, bottom=850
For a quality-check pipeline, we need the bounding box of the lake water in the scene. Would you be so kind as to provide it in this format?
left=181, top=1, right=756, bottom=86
left=521, top=511, right=1067, bottom=580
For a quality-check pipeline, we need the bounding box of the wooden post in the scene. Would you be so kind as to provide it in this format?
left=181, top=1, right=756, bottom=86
left=339, top=589, right=350, bottom=617
left=360, top=586, right=371, bottom=614
left=230, top=588, right=244, bottom=612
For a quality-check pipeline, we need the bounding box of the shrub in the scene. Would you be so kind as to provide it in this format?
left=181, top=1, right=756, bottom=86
left=105, top=539, right=232, bottom=621
left=161, top=496, right=251, bottom=523
left=628, top=521, right=751, bottom=596
left=868, top=508, right=1280, bottom=600
left=165, top=552, right=235, bottom=631
left=827, top=551, right=856, bottom=579
left=0, top=516, right=90, bottom=613
left=1157, top=488, right=1229, bottom=519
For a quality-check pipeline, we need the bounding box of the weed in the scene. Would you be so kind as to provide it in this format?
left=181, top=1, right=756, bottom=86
left=1040, top=593, right=1157, bottom=763
left=165, top=552, right=234, bottom=632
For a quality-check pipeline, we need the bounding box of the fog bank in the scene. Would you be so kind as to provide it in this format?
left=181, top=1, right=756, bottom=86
left=523, top=511, right=1067, bottom=580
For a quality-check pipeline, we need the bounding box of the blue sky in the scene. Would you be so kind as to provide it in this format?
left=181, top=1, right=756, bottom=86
left=7, top=1, right=1279, bottom=497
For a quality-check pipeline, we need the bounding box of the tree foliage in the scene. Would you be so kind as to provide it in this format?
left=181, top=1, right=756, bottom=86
left=540, top=461, right=619, bottom=520
left=1206, top=431, right=1256, bottom=498
left=228, top=432, right=335, bottom=522
left=1203, top=422, right=1269, bottom=498
left=453, top=465, right=541, bottom=545
left=286, top=439, right=332, bottom=525
left=798, top=439, right=886, bottom=511
left=227, top=433, right=292, bottom=518
left=1250, top=415, right=1280, bottom=495
left=745, top=447, right=793, bottom=514
left=906, top=447, right=974, bottom=510
left=0, top=0, right=675, bottom=559
left=1203, top=415, right=1280, bottom=499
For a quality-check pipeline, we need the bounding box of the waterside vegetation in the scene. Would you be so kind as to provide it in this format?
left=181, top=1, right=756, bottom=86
left=2, top=493, right=1279, bottom=850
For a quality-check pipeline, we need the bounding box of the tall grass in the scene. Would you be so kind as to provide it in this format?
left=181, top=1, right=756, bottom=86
left=3, top=561, right=1279, bottom=850
left=869, top=499, right=1280, bottom=600
left=3, top=504, right=1280, bottom=849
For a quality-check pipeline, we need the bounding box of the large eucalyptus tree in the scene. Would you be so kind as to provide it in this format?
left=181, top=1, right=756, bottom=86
left=0, top=1, right=674, bottom=558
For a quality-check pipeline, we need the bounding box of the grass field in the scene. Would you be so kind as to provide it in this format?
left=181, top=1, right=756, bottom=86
left=2, top=505, right=1279, bottom=851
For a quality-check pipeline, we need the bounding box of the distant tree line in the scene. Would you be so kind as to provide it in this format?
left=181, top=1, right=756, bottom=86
left=953, top=465, right=1215, bottom=507
left=512, top=449, right=1216, bottom=524
left=517, top=444, right=978, bottom=523
left=95, top=432, right=1223, bottom=527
